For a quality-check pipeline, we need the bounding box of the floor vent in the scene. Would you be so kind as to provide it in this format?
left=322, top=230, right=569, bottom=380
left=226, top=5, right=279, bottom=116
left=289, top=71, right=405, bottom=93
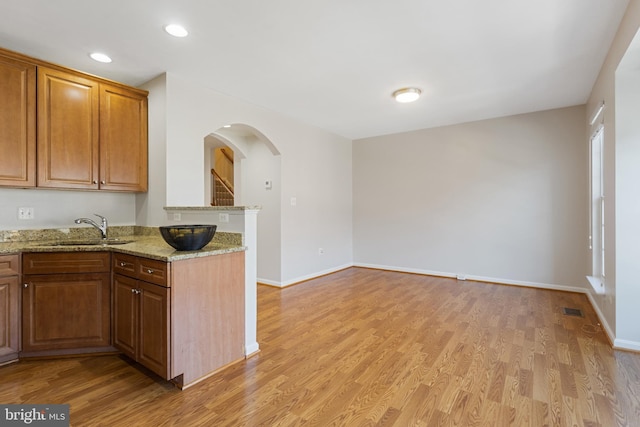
left=562, top=307, right=583, bottom=317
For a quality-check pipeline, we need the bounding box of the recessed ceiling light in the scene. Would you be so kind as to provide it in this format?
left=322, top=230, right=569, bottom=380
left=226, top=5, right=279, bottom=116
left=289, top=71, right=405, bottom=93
left=392, top=87, right=421, bottom=103
left=90, top=52, right=112, bottom=63
left=165, top=24, right=189, bottom=37
left=223, top=125, right=231, bottom=128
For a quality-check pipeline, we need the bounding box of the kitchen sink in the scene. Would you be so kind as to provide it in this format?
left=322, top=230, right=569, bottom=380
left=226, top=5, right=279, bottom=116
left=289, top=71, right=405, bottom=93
left=39, top=238, right=134, bottom=246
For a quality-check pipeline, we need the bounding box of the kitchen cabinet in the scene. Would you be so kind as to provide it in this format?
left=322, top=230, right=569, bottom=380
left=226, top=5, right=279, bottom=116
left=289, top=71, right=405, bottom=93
left=21, top=252, right=111, bottom=355
left=0, top=46, right=147, bottom=192
left=0, top=53, right=36, bottom=187
left=0, top=254, right=20, bottom=364
left=113, top=251, right=245, bottom=388
left=113, top=253, right=170, bottom=379
left=37, top=66, right=148, bottom=191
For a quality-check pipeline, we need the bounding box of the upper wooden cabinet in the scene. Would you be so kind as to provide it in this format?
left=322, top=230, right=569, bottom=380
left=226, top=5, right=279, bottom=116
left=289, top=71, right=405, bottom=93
left=37, top=67, right=148, bottom=191
left=0, top=55, right=36, bottom=187
left=99, top=85, right=148, bottom=192
left=37, top=67, right=100, bottom=189
left=0, top=47, right=148, bottom=192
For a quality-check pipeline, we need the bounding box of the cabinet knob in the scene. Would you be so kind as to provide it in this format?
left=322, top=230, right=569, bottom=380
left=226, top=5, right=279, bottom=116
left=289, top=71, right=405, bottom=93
left=100, top=180, right=106, bottom=185
left=147, top=269, right=154, bottom=274
left=120, top=262, right=126, bottom=267
left=23, top=283, right=29, bottom=288
left=93, top=180, right=98, bottom=184
left=131, top=288, right=136, bottom=293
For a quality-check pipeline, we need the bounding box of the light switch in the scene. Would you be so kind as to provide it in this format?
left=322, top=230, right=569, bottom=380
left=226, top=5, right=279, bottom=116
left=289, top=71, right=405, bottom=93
left=265, top=180, right=272, bottom=189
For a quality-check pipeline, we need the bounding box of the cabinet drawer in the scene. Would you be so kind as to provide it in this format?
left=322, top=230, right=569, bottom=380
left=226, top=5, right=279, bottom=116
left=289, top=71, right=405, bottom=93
left=113, top=253, right=137, bottom=277
left=0, top=254, right=20, bottom=277
left=137, top=258, right=168, bottom=287
left=23, top=252, right=110, bottom=274
left=112, top=253, right=169, bottom=287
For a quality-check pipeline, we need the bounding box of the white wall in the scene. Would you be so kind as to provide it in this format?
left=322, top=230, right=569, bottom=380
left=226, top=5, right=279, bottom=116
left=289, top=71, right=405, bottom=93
left=586, top=0, right=640, bottom=349
left=240, top=140, right=282, bottom=284
left=160, top=73, right=353, bottom=285
left=615, top=66, right=640, bottom=348
left=353, top=106, right=588, bottom=289
left=136, top=73, right=168, bottom=227
left=0, top=188, right=136, bottom=232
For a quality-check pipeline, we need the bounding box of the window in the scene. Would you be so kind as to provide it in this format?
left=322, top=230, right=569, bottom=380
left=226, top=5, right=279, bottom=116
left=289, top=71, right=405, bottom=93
left=587, top=126, right=605, bottom=294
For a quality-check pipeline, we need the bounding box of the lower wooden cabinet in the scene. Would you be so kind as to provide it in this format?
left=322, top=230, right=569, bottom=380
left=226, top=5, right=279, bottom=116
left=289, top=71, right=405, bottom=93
left=0, top=254, right=20, bottom=363
left=21, top=252, right=111, bottom=355
left=113, top=273, right=169, bottom=379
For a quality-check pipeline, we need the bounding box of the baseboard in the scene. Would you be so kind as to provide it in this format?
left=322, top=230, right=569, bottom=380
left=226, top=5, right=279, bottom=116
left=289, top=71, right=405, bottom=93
left=584, top=292, right=615, bottom=344
left=258, top=263, right=354, bottom=288
left=614, top=339, right=640, bottom=353
left=353, top=262, right=587, bottom=294
left=245, top=342, right=260, bottom=356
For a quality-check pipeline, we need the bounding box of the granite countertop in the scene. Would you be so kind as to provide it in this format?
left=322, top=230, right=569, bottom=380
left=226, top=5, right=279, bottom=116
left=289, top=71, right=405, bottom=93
left=0, top=227, right=245, bottom=262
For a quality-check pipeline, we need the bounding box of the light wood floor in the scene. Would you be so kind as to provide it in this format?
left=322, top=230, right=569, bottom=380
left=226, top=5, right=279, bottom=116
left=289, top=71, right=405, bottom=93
left=1, top=267, right=639, bottom=426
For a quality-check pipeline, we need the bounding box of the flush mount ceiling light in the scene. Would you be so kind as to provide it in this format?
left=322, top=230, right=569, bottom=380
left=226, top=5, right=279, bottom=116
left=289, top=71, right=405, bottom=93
left=165, top=24, right=189, bottom=37
left=89, top=52, right=112, bottom=63
left=392, top=87, right=421, bottom=103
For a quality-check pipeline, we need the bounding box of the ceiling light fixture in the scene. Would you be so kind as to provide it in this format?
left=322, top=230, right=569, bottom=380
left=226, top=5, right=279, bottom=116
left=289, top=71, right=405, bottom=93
left=392, top=87, right=421, bottom=103
left=165, top=24, right=189, bottom=37
left=89, top=52, right=112, bottom=63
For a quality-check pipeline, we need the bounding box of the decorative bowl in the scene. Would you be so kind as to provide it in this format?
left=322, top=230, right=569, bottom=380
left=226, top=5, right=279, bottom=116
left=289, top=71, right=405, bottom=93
left=159, top=225, right=217, bottom=251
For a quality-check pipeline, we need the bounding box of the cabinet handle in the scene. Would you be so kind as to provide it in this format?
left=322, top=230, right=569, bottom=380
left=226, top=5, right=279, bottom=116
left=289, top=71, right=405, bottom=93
left=23, top=283, right=29, bottom=288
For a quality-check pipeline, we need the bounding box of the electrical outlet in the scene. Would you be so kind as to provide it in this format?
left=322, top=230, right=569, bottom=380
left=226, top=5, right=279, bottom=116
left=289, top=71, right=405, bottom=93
left=18, top=207, right=34, bottom=220
left=219, top=213, right=229, bottom=223
left=318, top=248, right=324, bottom=255
left=456, top=274, right=466, bottom=281
left=173, top=213, right=181, bottom=221
left=290, top=197, right=297, bottom=206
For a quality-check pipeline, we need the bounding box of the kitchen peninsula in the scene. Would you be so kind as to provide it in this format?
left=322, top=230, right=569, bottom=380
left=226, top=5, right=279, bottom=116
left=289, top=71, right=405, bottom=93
left=0, top=226, right=246, bottom=389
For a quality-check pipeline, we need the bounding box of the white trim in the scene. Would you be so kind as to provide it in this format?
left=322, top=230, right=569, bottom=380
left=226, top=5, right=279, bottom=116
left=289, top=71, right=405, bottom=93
left=589, top=101, right=605, bottom=125
left=245, top=342, right=260, bottom=356
left=256, top=278, right=283, bottom=287
left=353, top=263, right=587, bottom=294
left=586, top=275, right=606, bottom=294
left=585, top=292, right=615, bottom=344
left=260, top=263, right=354, bottom=288
left=614, top=339, right=640, bottom=352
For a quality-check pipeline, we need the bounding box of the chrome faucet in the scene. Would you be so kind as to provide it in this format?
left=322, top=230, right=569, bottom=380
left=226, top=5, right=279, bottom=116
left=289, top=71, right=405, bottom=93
left=74, top=214, right=108, bottom=239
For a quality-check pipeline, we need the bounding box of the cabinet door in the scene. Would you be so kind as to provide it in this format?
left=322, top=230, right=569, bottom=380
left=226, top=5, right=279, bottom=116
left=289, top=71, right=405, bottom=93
left=0, top=54, right=36, bottom=187
left=37, top=67, right=99, bottom=189
left=22, top=273, right=110, bottom=352
left=113, top=274, right=137, bottom=360
left=99, top=84, right=148, bottom=192
left=0, top=276, right=20, bottom=357
left=138, top=281, right=169, bottom=379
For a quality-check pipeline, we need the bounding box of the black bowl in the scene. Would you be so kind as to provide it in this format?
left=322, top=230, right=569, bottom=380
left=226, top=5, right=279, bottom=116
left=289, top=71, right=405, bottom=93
left=159, top=225, right=217, bottom=251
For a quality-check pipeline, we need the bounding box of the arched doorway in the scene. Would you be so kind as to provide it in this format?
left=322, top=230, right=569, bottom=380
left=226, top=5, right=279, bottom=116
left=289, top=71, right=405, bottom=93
left=203, top=124, right=282, bottom=285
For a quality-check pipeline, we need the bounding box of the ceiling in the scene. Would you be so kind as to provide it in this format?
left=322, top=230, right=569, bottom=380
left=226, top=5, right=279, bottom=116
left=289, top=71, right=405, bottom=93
left=0, top=0, right=630, bottom=140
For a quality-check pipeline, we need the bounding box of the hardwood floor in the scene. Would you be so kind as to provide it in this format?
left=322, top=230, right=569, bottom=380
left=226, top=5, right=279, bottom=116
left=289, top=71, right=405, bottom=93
left=1, top=267, right=639, bottom=426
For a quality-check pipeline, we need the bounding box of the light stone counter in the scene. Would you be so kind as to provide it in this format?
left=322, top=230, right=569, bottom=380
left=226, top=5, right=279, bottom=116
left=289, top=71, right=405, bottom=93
left=0, top=226, right=245, bottom=261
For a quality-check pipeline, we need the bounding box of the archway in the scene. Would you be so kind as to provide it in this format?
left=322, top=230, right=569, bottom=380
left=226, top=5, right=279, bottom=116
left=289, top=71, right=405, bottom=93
left=204, top=124, right=282, bottom=285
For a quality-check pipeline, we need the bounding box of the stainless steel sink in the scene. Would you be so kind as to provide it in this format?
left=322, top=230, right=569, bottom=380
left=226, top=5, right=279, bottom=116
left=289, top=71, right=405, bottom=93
left=39, top=239, right=134, bottom=246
